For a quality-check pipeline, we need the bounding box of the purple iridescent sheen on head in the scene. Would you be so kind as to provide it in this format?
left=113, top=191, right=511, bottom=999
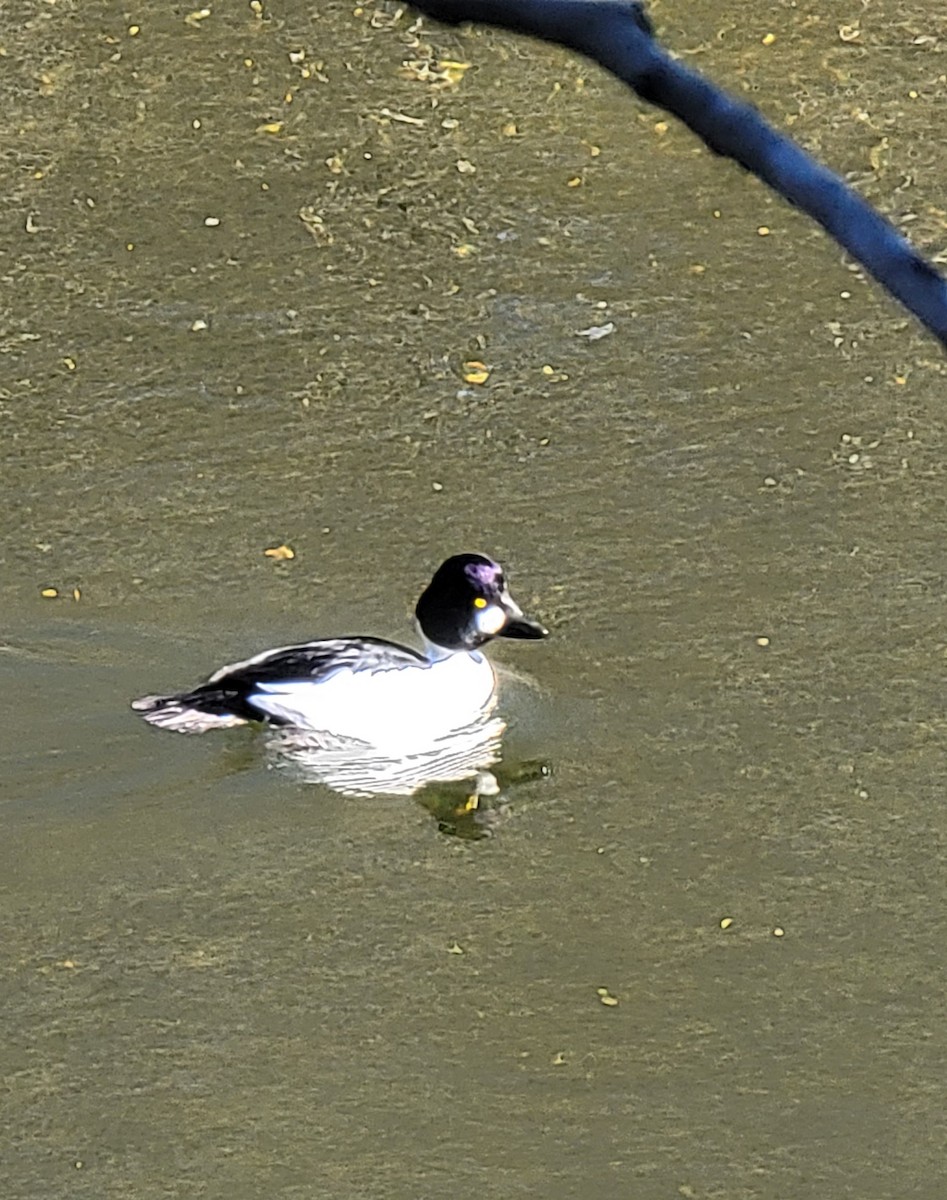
left=464, top=557, right=502, bottom=593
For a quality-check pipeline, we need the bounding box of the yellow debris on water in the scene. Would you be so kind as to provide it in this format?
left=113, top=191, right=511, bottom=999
left=720, top=917, right=734, bottom=930
left=184, top=8, right=212, bottom=26
left=868, top=138, right=888, bottom=172
left=596, top=987, right=619, bottom=1007
left=299, top=207, right=333, bottom=244
left=463, top=361, right=490, bottom=385
left=762, top=32, right=776, bottom=46
left=264, top=544, right=295, bottom=561
left=400, top=59, right=470, bottom=88
left=41, top=587, right=58, bottom=598
left=256, top=121, right=283, bottom=135
left=439, top=60, right=471, bottom=86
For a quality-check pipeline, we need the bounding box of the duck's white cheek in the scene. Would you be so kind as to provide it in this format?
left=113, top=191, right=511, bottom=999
left=475, top=604, right=506, bottom=635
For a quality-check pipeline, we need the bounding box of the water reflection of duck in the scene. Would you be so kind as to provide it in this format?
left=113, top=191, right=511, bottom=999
left=132, top=553, right=547, bottom=754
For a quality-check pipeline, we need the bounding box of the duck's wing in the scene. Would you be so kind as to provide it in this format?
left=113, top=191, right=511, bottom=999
left=133, top=637, right=427, bottom=733
left=207, top=636, right=426, bottom=686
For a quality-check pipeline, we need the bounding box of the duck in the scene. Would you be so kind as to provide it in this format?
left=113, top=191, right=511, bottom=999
left=131, top=553, right=547, bottom=751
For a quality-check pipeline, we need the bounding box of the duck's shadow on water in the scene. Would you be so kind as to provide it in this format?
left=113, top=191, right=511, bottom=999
left=210, top=717, right=553, bottom=841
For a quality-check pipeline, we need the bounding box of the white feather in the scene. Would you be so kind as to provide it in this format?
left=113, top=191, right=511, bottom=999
left=247, top=651, right=498, bottom=751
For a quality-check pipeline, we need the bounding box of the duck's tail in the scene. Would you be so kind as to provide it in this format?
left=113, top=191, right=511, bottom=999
left=131, top=693, right=248, bottom=735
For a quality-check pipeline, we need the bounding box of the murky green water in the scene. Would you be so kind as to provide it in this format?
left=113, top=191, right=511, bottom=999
left=3, top=2, right=946, bottom=1197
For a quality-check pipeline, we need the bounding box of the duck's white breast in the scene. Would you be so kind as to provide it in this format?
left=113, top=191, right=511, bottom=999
left=247, top=651, right=498, bottom=749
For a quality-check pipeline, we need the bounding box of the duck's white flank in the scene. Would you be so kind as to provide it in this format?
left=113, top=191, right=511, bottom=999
left=248, top=650, right=497, bottom=750
left=241, top=650, right=496, bottom=750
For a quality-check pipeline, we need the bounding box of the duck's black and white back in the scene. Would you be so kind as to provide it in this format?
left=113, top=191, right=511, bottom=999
left=132, top=553, right=546, bottom=752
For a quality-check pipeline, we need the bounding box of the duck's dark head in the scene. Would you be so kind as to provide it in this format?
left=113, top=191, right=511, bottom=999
left=415, top=553, right=548, bottom=652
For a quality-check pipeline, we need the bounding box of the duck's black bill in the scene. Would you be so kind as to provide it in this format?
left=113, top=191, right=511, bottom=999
left=500, top=615, right=548, bottom=640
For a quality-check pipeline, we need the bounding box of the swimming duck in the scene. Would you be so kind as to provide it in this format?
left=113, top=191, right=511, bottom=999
left=131, top=553, right=547, bottom=750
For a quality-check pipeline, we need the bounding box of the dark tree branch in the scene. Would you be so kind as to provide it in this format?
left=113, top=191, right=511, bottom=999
left=411, top=0, right=947, bottom=350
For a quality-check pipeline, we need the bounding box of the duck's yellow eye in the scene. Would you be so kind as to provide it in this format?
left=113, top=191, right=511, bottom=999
left=473, top=596, right=488, bottom=609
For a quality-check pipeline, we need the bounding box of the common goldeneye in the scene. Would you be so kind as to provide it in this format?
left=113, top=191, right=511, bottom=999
left=131, top=553, right=547, bottom=751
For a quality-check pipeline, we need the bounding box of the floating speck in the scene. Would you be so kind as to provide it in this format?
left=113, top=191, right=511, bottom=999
left=575, top=322, right=615, bottom=340
left=463, top=360, right=490, bottom=385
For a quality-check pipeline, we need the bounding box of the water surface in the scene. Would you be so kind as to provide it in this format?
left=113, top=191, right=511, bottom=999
left=2, top=2, right=946, bottom=1197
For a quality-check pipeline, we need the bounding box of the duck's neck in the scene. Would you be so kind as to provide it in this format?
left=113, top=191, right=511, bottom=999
left=419, top=631, right=478, bottom=664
